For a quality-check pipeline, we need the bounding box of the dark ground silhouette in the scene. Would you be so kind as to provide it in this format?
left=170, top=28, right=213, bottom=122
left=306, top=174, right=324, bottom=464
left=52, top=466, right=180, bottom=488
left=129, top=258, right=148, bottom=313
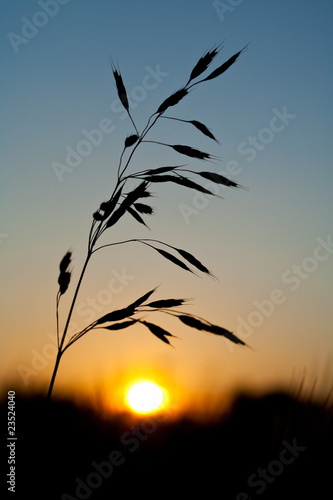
left=1, top=389, right=332, bottom=499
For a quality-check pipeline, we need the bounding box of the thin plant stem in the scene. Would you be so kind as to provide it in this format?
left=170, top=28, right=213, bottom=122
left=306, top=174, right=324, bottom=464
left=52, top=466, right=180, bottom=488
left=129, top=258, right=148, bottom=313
left=56, top=291, right=61, bottom=349
left=128, top=111, right=138, bottom=135
left=47, top=251, right=92, bottom=401
left=118, top=113, right=162, bottom=179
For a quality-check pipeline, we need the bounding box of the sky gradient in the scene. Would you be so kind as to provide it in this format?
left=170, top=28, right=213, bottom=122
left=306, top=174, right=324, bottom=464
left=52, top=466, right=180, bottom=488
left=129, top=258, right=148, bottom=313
left=1, top=0, right=333, bottom=416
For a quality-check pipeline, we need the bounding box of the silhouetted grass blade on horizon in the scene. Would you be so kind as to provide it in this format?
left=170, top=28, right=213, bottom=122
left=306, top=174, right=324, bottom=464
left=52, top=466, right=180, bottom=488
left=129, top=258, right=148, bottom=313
left=47, top=42, right=249, bottom=401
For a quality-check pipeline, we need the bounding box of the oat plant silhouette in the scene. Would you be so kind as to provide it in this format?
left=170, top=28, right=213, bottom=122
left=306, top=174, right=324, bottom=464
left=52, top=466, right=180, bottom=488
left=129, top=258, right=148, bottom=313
left=47, top=43, right=249, bottom=401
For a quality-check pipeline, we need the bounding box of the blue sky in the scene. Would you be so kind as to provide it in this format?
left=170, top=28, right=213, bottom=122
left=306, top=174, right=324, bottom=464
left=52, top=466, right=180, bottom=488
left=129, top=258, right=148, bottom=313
left=1, top=1, right=333, bottom=410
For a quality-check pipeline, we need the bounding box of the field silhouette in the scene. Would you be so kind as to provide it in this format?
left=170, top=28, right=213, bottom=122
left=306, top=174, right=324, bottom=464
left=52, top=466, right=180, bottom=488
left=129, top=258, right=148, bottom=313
left=1, top=388, right=331, bottom=499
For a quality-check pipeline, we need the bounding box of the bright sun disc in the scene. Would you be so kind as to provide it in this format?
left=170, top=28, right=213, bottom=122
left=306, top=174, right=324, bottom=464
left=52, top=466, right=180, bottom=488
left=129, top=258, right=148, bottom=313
left=126, top=382, right=165, bottom=414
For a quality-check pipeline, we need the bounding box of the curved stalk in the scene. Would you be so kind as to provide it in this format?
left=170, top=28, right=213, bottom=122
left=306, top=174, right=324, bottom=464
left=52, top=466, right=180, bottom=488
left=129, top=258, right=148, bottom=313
left=47, top=251, right=92, bottom=401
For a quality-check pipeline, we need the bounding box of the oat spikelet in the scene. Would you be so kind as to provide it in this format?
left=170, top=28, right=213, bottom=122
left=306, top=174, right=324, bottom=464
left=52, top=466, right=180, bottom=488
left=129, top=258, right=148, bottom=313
left=128, top=286, right=158, bottom=309
left=175, top=248, right=215, bottom=278
left=157, top=88, right=188, bottom=115
left=171, top=175, right=217, bottom=196
left=189, top=120, right=220, bottom=143
left=109, top=58, right=129, bottom=112
left=143, top=173, right=217, bottom=197
left=187, top=43, right=223, bottom=84
left=127, top=206, right=150, bottom=228
left=154, top=247, right=194, bottom=273
left=58, top=251, right=72, bottom=295
left=103, top=320, right=138, bottom=330
left=177, top=314, right=246, bottom=346
left=99, top=188, right=123, bottom=219
left=146, top=165, right=184, bottom=175
left=141, top=321, right=174, bottom=345
left=133, top=203, right=154, bottom=215
left=198, top=172, right=244, bottom=189
left=95, top=305, right=135, bottom=325
left=106, top=182, right=149, bottom=228
left=147, top=298, right=186, bottom=308
left=202, top=45, right=248, bottom=82
left=171, top=144, right=213, bottom=160
left=125, top=134, right=139, bottom=148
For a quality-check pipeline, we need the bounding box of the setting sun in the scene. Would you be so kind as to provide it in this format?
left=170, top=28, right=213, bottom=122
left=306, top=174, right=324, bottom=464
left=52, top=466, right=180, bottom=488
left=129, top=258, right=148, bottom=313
left=126, top=381, right=166, bottom=414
